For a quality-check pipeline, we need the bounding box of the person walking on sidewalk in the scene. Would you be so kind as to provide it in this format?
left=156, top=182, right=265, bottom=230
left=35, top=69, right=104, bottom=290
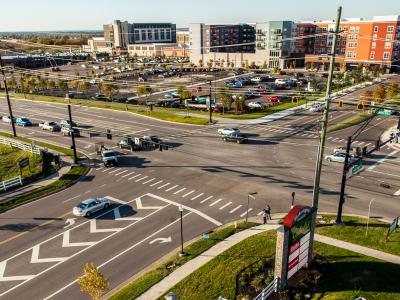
left=266, top=205, right=272, bottom=220
left=262, top=208, right=268, bottom=224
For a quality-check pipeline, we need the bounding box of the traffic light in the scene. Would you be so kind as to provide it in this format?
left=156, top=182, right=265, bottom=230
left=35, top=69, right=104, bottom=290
left=292, top=96, right=299, bottom=104
left=338, top=100, right=344, bottom=108
left=356, top=102, right=364, bottom=111
left=191, top=95, right=196, bottom=102
left=106, top=129, right=112, bottom=140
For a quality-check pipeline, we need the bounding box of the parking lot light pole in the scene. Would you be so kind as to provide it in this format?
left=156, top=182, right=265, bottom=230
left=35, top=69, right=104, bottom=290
left=0, top=54, right=17, bottom=137
left=178, top=205, right=186, bottom=257
left=291, top=192, right=296, bottom=208
left=246, top=192, right=257, bottom=223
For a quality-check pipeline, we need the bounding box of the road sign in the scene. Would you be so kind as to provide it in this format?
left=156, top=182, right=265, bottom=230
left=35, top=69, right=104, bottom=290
left=377, top=109, right=391, bottom=116
left=347, top=162, right=363, bottom=179
left=386, top=217, right=399, bottom=240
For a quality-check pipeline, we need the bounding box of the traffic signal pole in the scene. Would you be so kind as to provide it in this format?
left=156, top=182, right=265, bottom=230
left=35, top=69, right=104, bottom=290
left=336, top=136, right=352, bottom=224
left=0, top=54, right=17, bottom=137
left=209, top=80, right=213, bottom=124
left=67, top=100, right=78, bottom=164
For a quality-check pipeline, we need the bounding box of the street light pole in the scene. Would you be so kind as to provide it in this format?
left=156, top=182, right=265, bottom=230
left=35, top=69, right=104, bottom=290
left=0, top=53, right=17, bottom=137
left=209, top=80, right=213, bottom=124
left=179, top=205, right=186, bottom=256
left=365, top=198, right=375, bottom=237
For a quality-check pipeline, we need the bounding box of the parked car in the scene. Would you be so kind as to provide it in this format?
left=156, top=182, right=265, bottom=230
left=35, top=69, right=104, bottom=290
left=39, top=121, right=61, bottom=132
left=114, top=96, right=128, bottom=103
left=16, top=117, right=32, bottom=127
left=2, top=115, right=15, bottom=123
left=267, top=96, right=280, bottom=103
left=222, top=132, right=248, bottom=144
left=217, top=128, right=240, bottom=135
left=118, top=137, right=141, bottom=151
left=325, top=153, right=357, bottom=163
left=73, top=197, right=111, bottom=217
left=248, top=102, right=266, bottom=109
left=60, top=119, right=77, bottom=128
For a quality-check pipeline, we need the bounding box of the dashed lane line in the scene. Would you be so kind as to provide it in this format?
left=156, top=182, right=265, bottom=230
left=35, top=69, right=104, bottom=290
left=135, top=176, right=149, bottom=182
left=128, top=174, right=142, bottom=181
left=219, top=202, right=232, bottom=210
left=200, top=196, right=213, bottom=204
left=166, top=185, right=179, bottom=192
left=61, top=195, right=81, bottom=204
left=182, top=190, right=195, bottom=198
left=191, top=193, right=204, bottom=201
left=158, top=183, right=171, bottom=189
left=230, top=205, right=242, bottom=214
left=209, top=198, right=223, bottom=207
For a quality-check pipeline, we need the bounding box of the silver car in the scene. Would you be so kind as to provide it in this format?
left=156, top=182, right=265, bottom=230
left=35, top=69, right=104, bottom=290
left=325, top=153, right=357, bottom=164
left=73, top=197, right=111, bottom=217
left=217, top=128, right=240, bottom=135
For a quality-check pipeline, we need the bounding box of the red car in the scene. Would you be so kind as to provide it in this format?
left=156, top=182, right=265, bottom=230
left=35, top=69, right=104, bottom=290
left=267, top=96, right=280, bottom=102
left=256, top=86, right=269, bottom=93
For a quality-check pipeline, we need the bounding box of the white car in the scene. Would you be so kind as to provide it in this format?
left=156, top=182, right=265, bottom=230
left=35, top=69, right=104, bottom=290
left=248, top=102, right=266, bottom=109
left=309, top=104, right=324, bottom=112
left=325, top=153, right=357, bottom=164
left=73, top=198, right=111, bottom=217
left=217, top=128, right=240, bottom=135
left=2, top=115, right=15, bottom=123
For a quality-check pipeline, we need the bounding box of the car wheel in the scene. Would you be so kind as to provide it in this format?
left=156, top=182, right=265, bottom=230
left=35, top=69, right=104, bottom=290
left=223, top=138, right=227, bottom=141
left=104, top=203, right=110, bottom=209
left=86, top=211, right=91, bottom=217
left=237, top=140, right=240, bottom=144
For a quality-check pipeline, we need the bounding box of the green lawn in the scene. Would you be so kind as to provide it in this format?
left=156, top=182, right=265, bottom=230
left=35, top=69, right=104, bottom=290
left=316, top=215, right=400, bottom=256
left=327, top=112, right=372, bottom=132
left=160, top=231, right=400, bottom=300
left=108, top=222, right=258, bottom=300
left=0, top=144, right=42, bottom=181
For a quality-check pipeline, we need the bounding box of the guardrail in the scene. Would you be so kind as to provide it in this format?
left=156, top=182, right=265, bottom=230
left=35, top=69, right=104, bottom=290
left=1, top=175, right=23, bottom=192
left=0, top=137, right=42, bottom=155
left=253, top=278, right=278, bottom=300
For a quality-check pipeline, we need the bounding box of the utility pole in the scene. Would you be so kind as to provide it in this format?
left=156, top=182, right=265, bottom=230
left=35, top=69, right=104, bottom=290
left=0, top=53, right=17, bottom=137
left=336, top=136, right=352, bottom=224
left=209, top=80, right=213, bottom=124
left=67, top=99, right=78, bottom=164
left=308, top=6, right=342, bottom=265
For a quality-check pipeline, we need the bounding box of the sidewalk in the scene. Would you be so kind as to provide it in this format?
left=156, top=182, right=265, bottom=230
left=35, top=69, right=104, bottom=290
left=381, top=125, right=400, bottom=151
left=0, top=150, right=73, bottom=203
left=134, top=214, right=400, bottom=300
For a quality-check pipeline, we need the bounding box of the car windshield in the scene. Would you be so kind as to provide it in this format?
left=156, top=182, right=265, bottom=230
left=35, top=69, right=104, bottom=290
left=76, top=202, right=89, bottom=209
left=103, top=152, right=115, bottom=157
left=48, top=122, right=56, bottom=126
left=21, top=118, right=29, bottom=122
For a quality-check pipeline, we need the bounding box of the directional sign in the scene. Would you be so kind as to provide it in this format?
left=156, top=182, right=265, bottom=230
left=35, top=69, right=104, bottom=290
left=377, top=109, right=391, bottom=116
left=149, top=236, right=172, bottom=245
left=352, top=163, right=363, bottom=175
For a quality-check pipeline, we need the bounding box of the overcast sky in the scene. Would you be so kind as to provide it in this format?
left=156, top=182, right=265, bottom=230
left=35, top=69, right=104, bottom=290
left=1, top=0, right=399, bottom=31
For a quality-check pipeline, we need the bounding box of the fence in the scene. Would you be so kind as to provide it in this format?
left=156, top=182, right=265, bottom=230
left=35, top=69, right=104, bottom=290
left=0, top=137, right=42, bottom=155
left=253, top=278, right=279, bottom=300
left=1, top=175, right=23, bottom=192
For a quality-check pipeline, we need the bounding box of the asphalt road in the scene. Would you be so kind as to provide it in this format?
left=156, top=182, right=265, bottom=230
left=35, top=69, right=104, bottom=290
left=0, top=77, right=399, bottom=299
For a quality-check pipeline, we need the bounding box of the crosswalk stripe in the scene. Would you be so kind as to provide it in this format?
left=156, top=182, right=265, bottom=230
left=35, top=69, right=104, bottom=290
left=158, top=183, right=171, bottom=189
left=229, top=205, right=242, bottom=214
left=174, top=188, right=186, bottom=195
left=191, top=193, right=204, bottom=201
left=200, top=196, right=213, bottom=204
left=109, top=169, right=120, bottom=174
left=128, top=174, right=142, bottom=180
left=240, top=208, right=253, bottom=217
left=209, top=198, right=223, bottom=207
left=219, top=202, right=232, bottom=210
left=102, top=167, right=115, bottom=173
left=182, top=190, right=195, bottom=198
left=150, top=180, right=163, bottom=187
left=135, top=176, right=149, bottom=182
left=166, top=185, right=179, bottom=192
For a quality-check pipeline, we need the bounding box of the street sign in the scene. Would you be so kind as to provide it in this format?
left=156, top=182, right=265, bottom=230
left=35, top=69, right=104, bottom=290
left=19, top=158, right=29, bottom=168
left=352, top=163, right=362, bottom=174
left=386, top=217, right=399, bottom=240
left=377, top=109, right=391, bottom=116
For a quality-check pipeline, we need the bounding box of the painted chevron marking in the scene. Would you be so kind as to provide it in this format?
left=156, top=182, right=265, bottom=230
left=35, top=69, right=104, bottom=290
left=0, top=261, right=35, bottom=282
left=31, top=245, right=68, bottom=264
left=90, top=220, right=123, bottom=233
left=135, top=197, right=165, bottom=210
left=114, top=207, right=143, bottom=221
left=62, top=230, right=97, bottom=248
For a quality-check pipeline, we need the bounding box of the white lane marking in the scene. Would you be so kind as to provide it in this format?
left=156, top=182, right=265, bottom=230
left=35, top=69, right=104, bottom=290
left=240, top=208, right=253, bottom=217
left=122, top=171, right=135, bottom=178
left=394, top=189, right=400, bottom=196
left=100, top=184, right=107, bottom=188
left=0, top=261, right=35, bottom=282
left=230, top=205, right=242, bottom=214
left=108, top=168, right=120, bottom=174
left=30, top=245, right=68, bottom=263
left=327, top=137, right=333, bottom=140
left=106, top=196, right=127, bottom=205
left=142, top=178, right=156, bottom=185
left=182, top=190, right=195, bottom=198
left=257, top=211, right=264, bottom=216
left=368, top=150, right=398, bottom=170
left=43, top=211, right=192, bottom=300
left=219, top=202, right=232, bottom=210
left=102, top=167, right=114, bottom=173
left=135, top=176, right=149, bottom=182
left=150, top=180, right=163, bottom=187
left=158, top=183, right=170, bottom=189
left=209, top=198, right=223, bottom=207
left=338, top=139, right=345, bottom=143
left=84, top=190, right=91, bottom=194
left=174, top=188, right=186, bottom=195
left=166, top=185, right=179, bottom=192
left=200, top=196, right=213, bottom=204
left=128, top=174, right=142, bottom=180
left=332, top=138, right=339, bottom=142
left=61, top=194, right=81, bottom=204
left=191, top=193, right=204, bottom=201
left=365, top=143, right=372, bottom=147
left=115, top=170, right=129, bottom=176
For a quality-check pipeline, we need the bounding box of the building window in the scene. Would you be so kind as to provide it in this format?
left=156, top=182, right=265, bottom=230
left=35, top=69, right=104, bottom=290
left=350, top=26, right=355, bottom=32
left=155, top=30, right=159, bottom=40
left=141, top=30, right=146, bottom=40
left=373, top=34, right=377, bottom=41
left=148, top=30, right=152, bottom=40
left=387, top=26, right=394, bottom=32
left=370, top=51, right=375, bottom=59
left=383, top=52, right=390, bottom=59
left=371, top=42, right=376, bottom=49
left=386, top=34, right=393, bottom=40
left=342, top=40, right=346, bottom=46
left=166, top=30, right=171, bottom=40
left=385, top=41, right=391, bottom=49
left=343, top=27, right=348, bottom=32
left=355, top=26, right=360, bottom=32
left=160, top=30, right=165, bottom=40
left=134, top=30, right=140, bottom=41
left=374, top=26, right=378, bottom=32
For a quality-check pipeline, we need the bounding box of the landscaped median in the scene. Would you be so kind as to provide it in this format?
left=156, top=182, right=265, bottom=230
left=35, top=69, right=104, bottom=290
left=327, top=112, right=372, bottom=133
left=108, top=215, right=400, bottom=300
left=0, top=131, right=88, bottom=212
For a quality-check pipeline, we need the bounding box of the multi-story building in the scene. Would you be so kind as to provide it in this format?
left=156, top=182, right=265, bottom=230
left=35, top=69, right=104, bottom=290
left=176, top=30, right=190, bottom=46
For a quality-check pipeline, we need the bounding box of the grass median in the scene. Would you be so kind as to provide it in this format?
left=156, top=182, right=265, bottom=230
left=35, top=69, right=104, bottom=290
left=160, top=230, right=400, bottom=300
left=108, top=222, right=257, bottom=300
left=327, top=112, right=372, bottom=133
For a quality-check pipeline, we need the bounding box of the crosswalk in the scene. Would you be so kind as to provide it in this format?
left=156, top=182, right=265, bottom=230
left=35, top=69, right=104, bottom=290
left=95, top=166, right=261, bottom=219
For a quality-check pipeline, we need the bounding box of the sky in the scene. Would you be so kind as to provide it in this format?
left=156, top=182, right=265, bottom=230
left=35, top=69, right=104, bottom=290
left=1, top=0, right=399, bottom=32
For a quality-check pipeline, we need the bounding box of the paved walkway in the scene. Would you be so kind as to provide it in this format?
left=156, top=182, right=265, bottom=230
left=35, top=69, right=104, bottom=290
left=314, top=234, right=400, bottom=264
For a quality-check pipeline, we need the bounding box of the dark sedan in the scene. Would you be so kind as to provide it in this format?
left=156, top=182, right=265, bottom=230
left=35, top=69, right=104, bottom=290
left=222, top=133, right=248, bottom=144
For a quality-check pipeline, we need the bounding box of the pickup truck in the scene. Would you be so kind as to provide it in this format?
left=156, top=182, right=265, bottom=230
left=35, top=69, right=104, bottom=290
left=101, top=150, right=118, bottom=167
left=39, top=121, right=61, bottom=132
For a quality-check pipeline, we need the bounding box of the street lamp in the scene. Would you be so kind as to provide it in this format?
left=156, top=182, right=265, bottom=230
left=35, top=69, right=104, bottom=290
left=178, top=205, right=186, bottom=257
left=246, top=192, right=257, bottom=223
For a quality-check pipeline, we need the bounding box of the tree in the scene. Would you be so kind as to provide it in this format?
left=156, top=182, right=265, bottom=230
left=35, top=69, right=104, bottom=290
left=136, top=84, right=152, bottom=97
left=386, top=82, right=399, bottom=99
left=373, top=84, right=386, bottom=102
left=176, top=85, right=191, bottom=101
left=57, top=79, right=68, bottom=94
left=361, top=90, right=373, bottom=102
left=7, top=76, right=17, bottom=92
left=250, top=61, right=256, bottom=69
left=101, top=83, right=119, bottom=100
left=217, top=87, right=232, bottom=113
left=78, top=81, right=90, bottom=98
left=262, top=61, right=268, bottom=70
left=47, top=80, right=56, bottom=90
left=77, top=263, right=109, bottom=300
left=198, top=59, right=203, bottom=68
left=38, top=77, right=47, bottom=91
left=220, top=59, right=225, bottom=69
left=207, top=59, right=213, bottom=70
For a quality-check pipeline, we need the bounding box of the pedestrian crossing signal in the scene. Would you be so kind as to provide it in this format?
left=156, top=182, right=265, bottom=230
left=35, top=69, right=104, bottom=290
left=356, top=102, right=364, bottom=110
left=338, top=100, right=344, bottom=108
left=292, top=96, right=300, bottom=104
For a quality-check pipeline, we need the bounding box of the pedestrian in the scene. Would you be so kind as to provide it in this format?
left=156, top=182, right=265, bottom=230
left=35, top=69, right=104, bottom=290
left=266, top=205, right=272, bottom=220
left=262, top=208, right=267, bottom=224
